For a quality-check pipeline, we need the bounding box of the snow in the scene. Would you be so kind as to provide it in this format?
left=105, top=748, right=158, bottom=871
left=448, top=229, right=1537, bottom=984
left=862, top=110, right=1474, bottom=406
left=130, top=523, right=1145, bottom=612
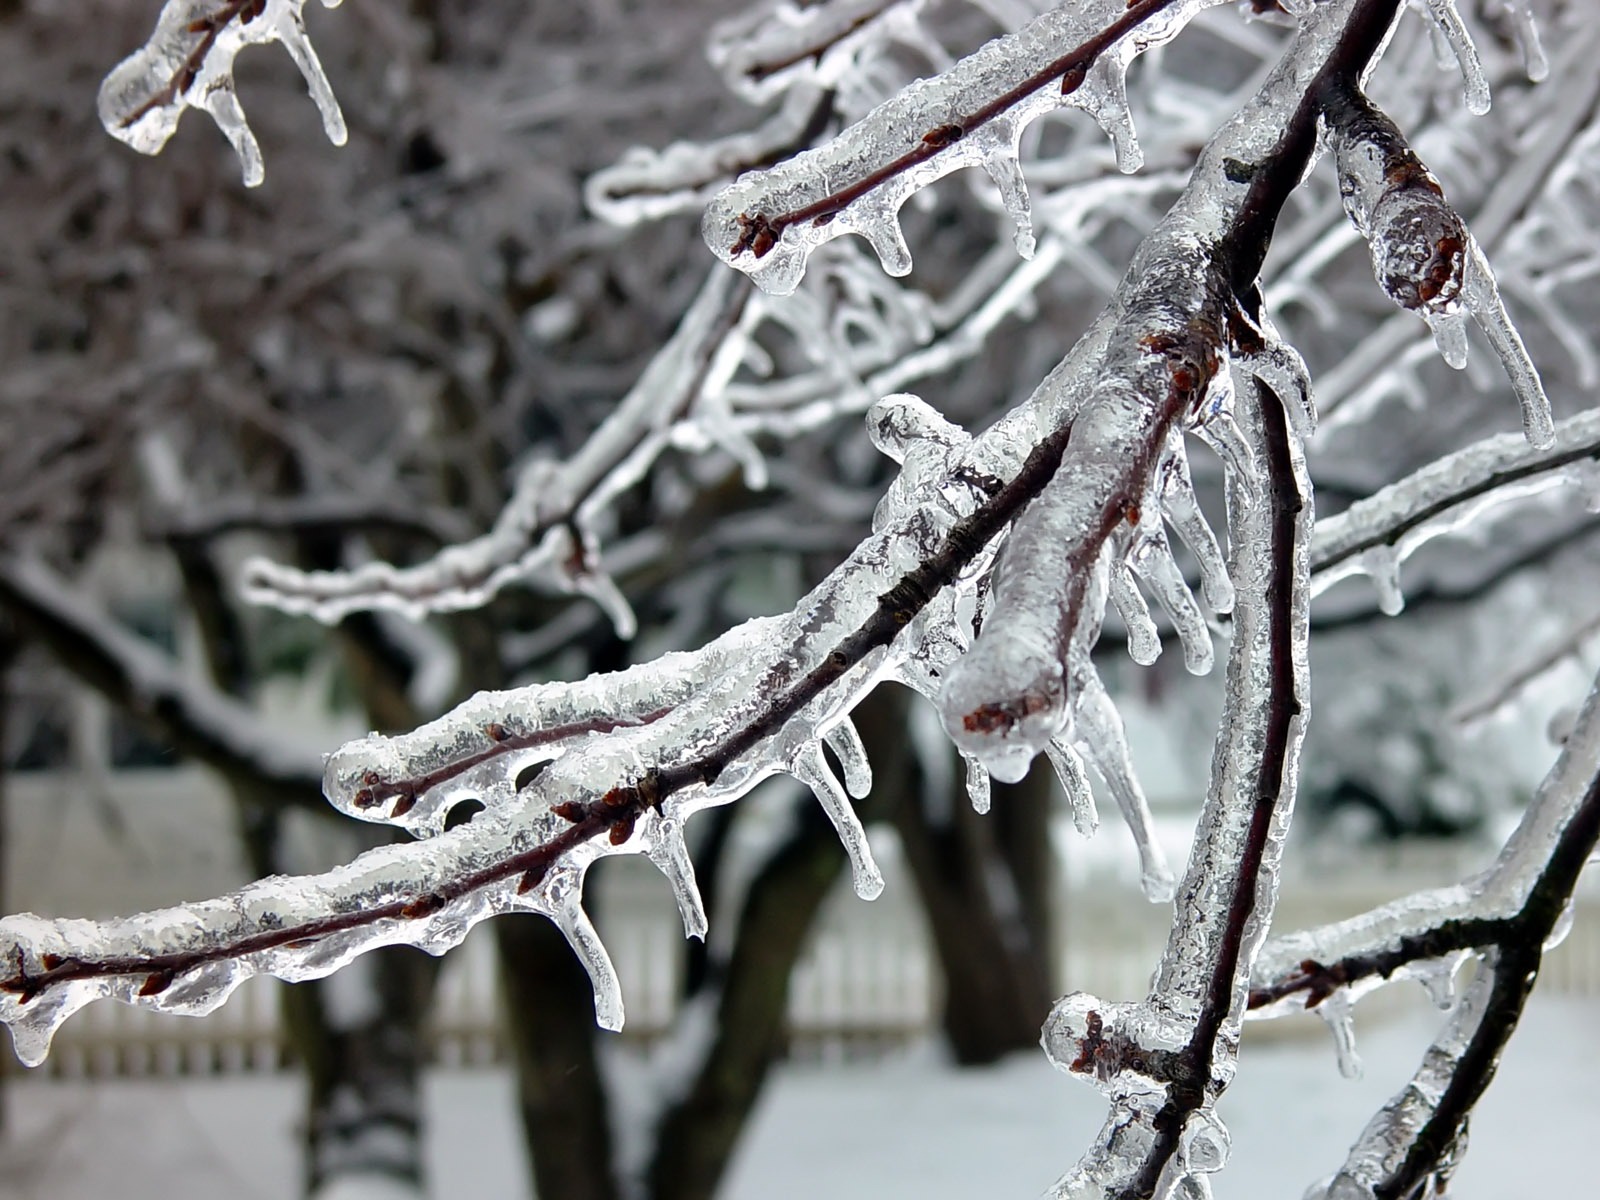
left=4, top=993, right=1594, bottom=1199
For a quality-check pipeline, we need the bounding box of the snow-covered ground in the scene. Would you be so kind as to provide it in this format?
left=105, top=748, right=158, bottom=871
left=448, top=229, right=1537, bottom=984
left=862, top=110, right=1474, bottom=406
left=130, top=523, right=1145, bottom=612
left=2, top=989, right=1593, bottom=1198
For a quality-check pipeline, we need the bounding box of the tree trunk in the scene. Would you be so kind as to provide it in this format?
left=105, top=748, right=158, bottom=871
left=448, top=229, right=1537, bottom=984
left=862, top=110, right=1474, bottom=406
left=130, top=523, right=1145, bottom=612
left=856, top=687, right=1056, bottom=1064
left=646, top=798, right=852, bottom=1200
left=495, top=915, right=622, bottom=1200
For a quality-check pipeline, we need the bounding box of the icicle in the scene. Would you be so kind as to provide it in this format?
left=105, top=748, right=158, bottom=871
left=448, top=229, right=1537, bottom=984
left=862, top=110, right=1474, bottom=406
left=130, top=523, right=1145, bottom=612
left=824, top=717, right=874, bottom=799
left=271, top=2, right=348, bottom=145
left=1073, top=671, right=1174, bottom=901
left=792, top=744, right=885, bottom=900
left=1076, top=56, right=1143, bottom=173
left=1192, top=370, right=1258, bottom=490
left=1046, top=740, right=1100, bottom=837
left=1461, top=242, right=1556, bottom=449
left=1491, top=0, right=1548, bottom=81
left=1425, top=309, right=1470, bottom=370
left=98, top=0, right=347, bottom=187
left=1157, top=436, right=1234, bottom=615
left=1409, top=952, right=1465, bottom=1010
left=199, top=84, right=264, bottom=188
left=645, top=816, right=708, bottom=941
left=1110, top=562, right=1163, bottom=666
left=1128, top=528, right=1213, bottom=676
left=570, top=564, right=639, bottom=641
left=1420, top=0, right=1492, bottom=114
left=962, top=753, right=992, bottom=815
left=1357, top=545, right=1405, bottom=615
left=981, top=147, right=1036, bottom=259
left=1316, top=990, right=1363, bottom=1079
left=554, top=901, right=626, bottom=1032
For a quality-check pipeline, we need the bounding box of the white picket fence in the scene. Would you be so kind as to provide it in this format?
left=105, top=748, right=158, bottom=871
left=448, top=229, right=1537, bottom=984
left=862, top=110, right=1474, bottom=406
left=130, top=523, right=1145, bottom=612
left=26, top=846, right=1600, bottom=1079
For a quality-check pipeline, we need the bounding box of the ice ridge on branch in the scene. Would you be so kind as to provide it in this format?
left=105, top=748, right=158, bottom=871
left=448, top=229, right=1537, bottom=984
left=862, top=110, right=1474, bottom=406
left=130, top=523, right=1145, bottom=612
left=99, top=0, right=347, bottom=188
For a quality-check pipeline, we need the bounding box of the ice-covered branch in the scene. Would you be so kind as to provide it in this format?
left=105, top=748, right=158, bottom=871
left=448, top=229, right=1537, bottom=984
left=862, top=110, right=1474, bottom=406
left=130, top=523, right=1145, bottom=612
left=0, top=554, right=327, bottom=807
left=1451, top=610, right=1600, bottom=729
left=99, top=0, right=347, bottom=187
left=1249, top=669, right=1600, bottom=1198
left=703, top=0, right=1224, bottom=294
left=0, top=376, right=1092, bottom=1062
left=586, top=85, right=837, bottom=226
left=1249, top=663, right=1600, bottom=1020
left=1310, top=408, right=1600, bottom=615
left=1323, top=77, right=1554, bottom=447
left=1042, top=375, right=1309, bottom=1199
left=240, top=267, right=752, bottom=631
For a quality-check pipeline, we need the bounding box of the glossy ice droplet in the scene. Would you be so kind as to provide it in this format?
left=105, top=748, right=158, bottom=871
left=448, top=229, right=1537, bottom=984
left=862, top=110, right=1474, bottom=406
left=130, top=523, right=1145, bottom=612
left=1544, top=897, right=1575, bottom=951
left=1425, top=309, right=1470, bottom=370
left=982, top=149, right=1036, bottom=260
left=1181, top=1108, right=1232, bottom=1174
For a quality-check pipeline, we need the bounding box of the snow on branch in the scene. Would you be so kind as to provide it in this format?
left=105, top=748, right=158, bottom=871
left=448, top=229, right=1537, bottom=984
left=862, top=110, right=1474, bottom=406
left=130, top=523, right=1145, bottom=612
left=1310, top=408, right=1600, bottom=615
left=99, top=0, right=347, bottom=187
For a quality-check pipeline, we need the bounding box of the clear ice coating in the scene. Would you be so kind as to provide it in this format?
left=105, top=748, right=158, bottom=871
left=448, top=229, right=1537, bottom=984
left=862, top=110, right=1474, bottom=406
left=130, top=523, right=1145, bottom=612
left=702, top=0, right=1227, bottom=294
left=1309, top=409, right=1600, bottom=605
left=1327, top=88, right=1554, bottom=448
left=242, top=266, right=747, bottom=628
left=1418, top=0, right=1492, bottom=115
left=98, top=0, right=347, bottom=187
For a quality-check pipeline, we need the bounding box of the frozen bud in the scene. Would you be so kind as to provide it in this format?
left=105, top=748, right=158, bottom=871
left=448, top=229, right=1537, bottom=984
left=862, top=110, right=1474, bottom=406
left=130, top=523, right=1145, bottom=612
left=1328, top=91, right=1466, bottom=318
